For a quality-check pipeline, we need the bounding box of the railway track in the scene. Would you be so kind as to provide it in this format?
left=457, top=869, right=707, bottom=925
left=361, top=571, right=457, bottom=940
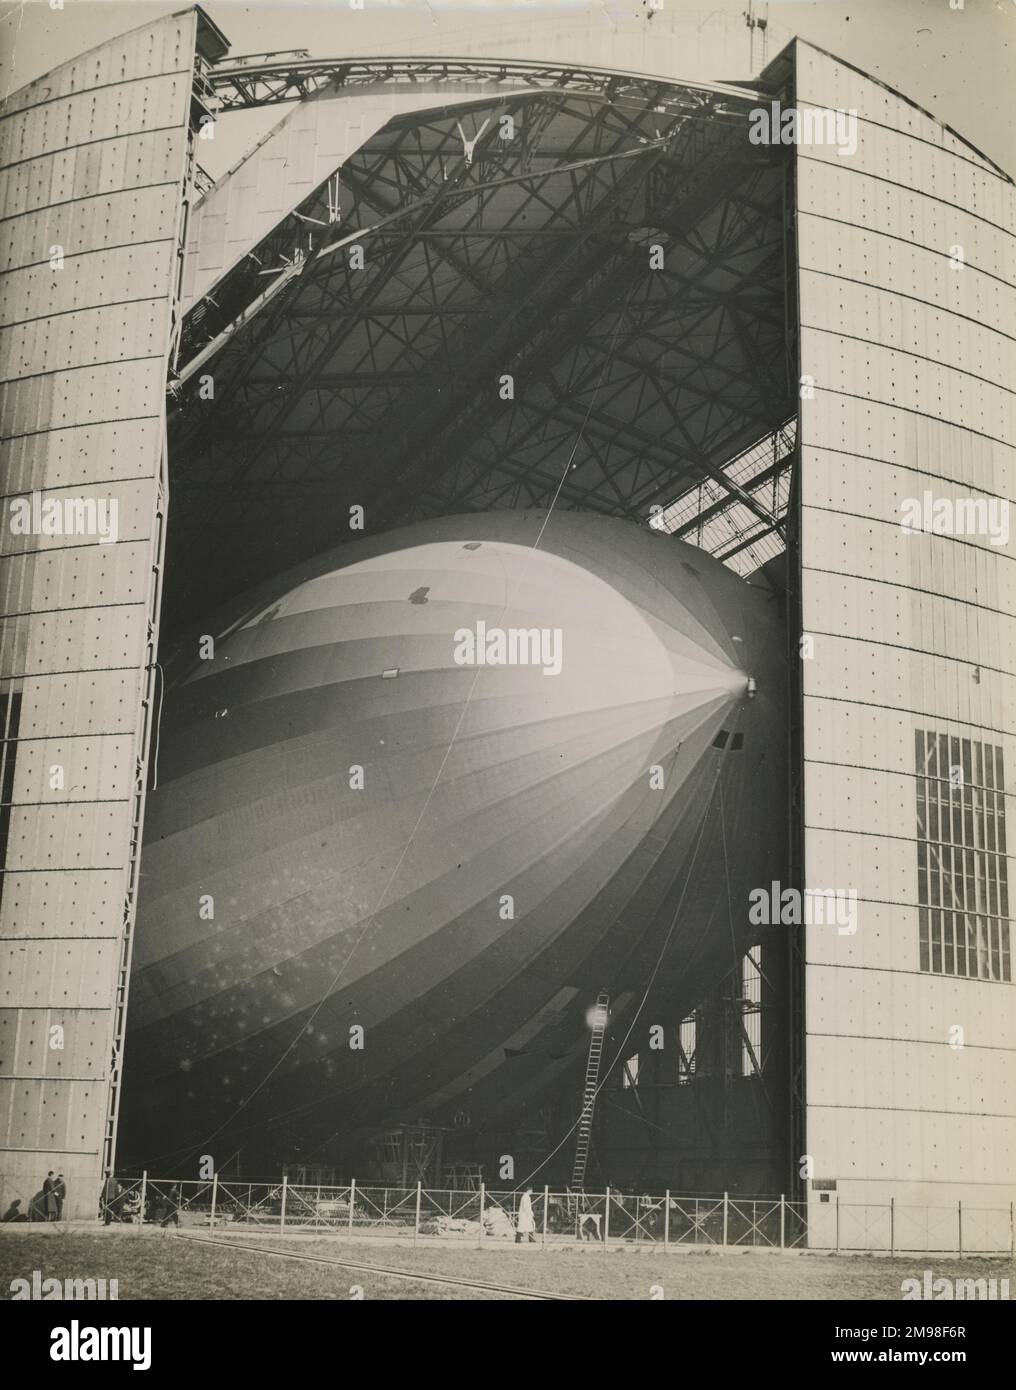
left=180, top=1233, right=589, bottom=1300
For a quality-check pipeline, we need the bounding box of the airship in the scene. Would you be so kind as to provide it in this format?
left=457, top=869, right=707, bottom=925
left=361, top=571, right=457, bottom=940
left=119, top=511, right=786, bottom=1169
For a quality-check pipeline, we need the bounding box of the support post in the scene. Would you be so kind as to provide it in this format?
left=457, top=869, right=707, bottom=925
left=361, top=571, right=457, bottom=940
left=210, top=1172, right=218, bottom=1229
left=280, top=1176, right=287, bottom=1234
left=603, top=1186, right=610, bottom=1250
left=414, top=1181, right=421, bottom=1247
left=890, top=1196, right=895, bottom=1257
left=542, top=1186, right=548, bottom=1248
left=1010, top=1202, right=1014, bottom=1259
left=348, top=1177, right=356, bottom=1235
left=722, top=1191, right=729, bottom=1248
left=139, top=1171, right=148, bottom=1231
left=958, top=1200, right=963, bottom=1258
left=780, top=1193, right=785, bottom=1251
left=664, top=1190, right=670, bottom=1252
left=835, top=1195, right=840, bottom=1254
left=478, top=1182, right=485, bottom=1248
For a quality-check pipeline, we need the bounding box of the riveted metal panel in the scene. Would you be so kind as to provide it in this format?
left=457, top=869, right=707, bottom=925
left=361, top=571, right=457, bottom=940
left=1, top=872, right=125, bottom=940
left=800, top=131, right=1016, bottom=234
left=0, top=243, right=176, bottom=328
left=15, top=671, right=145, bottom=738
left=0, top=1078, right=109, bottom=1158
left=805, top=571, right=1016, bottom=674
left=808, top=1036, right=1013, bottom=1113
left=803, top=452, right=1014, bottom=540
left=799, top=217, right=1016, bottom=329
left=0, top=299, right=172, bottom=380
left=0, top=10, right=197, bottom=1218
left=801, top=330, right=1014, bottom=440
left=5, top=803, right=134, bottom=871
left=0, top=128, right=191, bottom=225
left=794, top=45, right=1004, bottom=178
left=794, top=39, right=1016, bottom=1234
left=803, top=633, right=1016, bottom=728
left=0, top=542, right=153, bottom=613
left=799, top=270, right=1016, bottom=389
left=11, top=735, right=135, bottom=805
left=1, top=357, right=167, bottom=436
left=803, top=511, right=1015, bottom=612
left=0, top=17, right=199, bottom=119
left=1, top=939, right=120, bottom=1007
left=0, top=74, right=193, bottom=169
left=0, top=1010, right=110, bottom=1078
left=807, top=961, right=1016, bottom=1043
left=1, top=185, right=182, bottom=275
left=798, top=159, right=1014, bottom=279
left=3, top=420, right=165, bottom=495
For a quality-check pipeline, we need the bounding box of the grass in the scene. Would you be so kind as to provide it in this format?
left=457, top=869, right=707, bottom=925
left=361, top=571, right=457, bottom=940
left=1, top=1230, right=1013, bottom=1300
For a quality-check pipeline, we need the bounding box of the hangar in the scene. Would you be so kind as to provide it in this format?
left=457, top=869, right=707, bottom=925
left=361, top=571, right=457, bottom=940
left=1, top=6, right=1013, bottom=1245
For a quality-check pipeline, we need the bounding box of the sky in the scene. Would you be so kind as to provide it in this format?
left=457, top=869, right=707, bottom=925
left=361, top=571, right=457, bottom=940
left=0, top=0, right=1013, bottom=176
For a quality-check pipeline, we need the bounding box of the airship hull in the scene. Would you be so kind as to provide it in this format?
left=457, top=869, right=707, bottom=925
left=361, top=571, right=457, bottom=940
left=120, top=512, right=786, bottom=1167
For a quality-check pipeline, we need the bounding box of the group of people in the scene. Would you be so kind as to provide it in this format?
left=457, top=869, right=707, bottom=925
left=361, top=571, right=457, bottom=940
left=36, top=1171, right=66, bottom=1221
left=101, top=1174, right=182, bottom=1227
left=2, top=1171, right=187, bottom=1227
left=1, top=1170, right=69, bottom=1222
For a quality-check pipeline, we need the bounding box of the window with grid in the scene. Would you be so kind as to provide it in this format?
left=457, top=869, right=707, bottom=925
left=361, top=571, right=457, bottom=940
left=677, top=1013, right=697, bottom=1084
left=916, top=730, right=1011, bottom=982
left=741, top=949, right=764, bottom=1076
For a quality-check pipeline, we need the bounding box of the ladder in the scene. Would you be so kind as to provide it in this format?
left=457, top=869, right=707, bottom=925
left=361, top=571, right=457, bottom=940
left=571, top=991, right=609, bottom=1189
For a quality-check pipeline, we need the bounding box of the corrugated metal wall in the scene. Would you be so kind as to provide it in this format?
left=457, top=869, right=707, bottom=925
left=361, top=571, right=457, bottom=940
left=0, top=10, right=198, bottom=1219
left=793, top=42, right=1016, bottom=1245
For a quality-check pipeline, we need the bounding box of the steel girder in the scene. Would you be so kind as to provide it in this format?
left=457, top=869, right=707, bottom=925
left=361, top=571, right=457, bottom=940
left=166, top=69, right=790, bottom=628
left=206, top=54, right=764, bottom=116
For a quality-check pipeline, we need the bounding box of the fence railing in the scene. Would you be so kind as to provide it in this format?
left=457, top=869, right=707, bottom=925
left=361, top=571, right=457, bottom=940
left=87, top=1178, right=1016, bottom=1255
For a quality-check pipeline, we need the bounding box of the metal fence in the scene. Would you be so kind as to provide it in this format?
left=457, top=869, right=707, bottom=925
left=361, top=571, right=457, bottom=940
left=94, top=1178, right=1016, bottom=1255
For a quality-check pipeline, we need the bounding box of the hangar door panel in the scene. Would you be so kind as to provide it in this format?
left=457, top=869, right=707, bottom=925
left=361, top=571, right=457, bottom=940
left=0, top=10, right=200, bottom=1218
left=794, top=40, right=1016, bottom=1230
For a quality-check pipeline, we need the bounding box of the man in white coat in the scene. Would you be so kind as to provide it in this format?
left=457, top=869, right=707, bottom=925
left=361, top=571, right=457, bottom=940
left=515, top=1188, right=537, bottom=1244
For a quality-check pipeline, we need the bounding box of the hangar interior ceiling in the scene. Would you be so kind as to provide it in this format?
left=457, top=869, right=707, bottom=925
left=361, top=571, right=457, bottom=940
left=166, top=56, right=796, bottom=631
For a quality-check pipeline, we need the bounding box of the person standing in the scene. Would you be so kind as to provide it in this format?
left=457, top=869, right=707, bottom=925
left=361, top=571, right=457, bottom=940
left=53, top=1173, right=66, bottom=1220
left=160, top=1184, right=182, bottom=1228
left=515, top=1188, right=537, bottom=1244
left=42, top=1171, right=57, bottom=1222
